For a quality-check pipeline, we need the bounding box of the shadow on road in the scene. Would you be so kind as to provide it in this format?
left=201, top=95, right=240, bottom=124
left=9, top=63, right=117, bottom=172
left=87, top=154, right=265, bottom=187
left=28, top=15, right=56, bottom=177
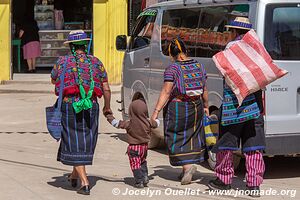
left=48, top=173, right=127, bottom=190
left=236, top=156, right=300, bottom=179
left=149, top=165, right=215, bottom=185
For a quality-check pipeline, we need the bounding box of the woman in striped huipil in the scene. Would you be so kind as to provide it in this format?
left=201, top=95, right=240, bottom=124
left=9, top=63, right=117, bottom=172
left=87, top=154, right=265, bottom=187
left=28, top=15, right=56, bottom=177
left=51, top=30, right=112, bottom=195
left=151, top=38, right=209, bottom=185
left=208, top=17, right=266, bottom=198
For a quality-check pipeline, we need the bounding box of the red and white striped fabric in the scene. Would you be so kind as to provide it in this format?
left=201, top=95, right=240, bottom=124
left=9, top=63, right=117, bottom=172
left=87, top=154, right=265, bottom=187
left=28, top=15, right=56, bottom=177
left=213, top=29, right=288, bottom=105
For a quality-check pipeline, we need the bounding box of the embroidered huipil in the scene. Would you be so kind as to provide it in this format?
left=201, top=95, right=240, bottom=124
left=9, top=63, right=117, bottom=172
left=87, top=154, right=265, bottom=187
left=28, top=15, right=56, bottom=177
left=51, top=54, right=108, bottom=103
left=164, top=59, right=207, bottom=101
left=221, top=83, right=260, bottom=126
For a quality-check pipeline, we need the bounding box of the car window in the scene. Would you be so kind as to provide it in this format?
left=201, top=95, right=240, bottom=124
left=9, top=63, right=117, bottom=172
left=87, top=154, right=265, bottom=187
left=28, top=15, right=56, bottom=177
left=264, top=4, right=300, bottom=60
left=129, top=9, right=157, bottom=50
left=161, top=5, right=250, bottom=58
left=161, top=7, right=201, bottom=57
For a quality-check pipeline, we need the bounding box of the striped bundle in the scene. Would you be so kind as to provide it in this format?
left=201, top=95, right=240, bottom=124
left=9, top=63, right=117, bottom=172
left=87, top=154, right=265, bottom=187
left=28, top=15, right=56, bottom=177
left=213, top=29, right=288, bottom=105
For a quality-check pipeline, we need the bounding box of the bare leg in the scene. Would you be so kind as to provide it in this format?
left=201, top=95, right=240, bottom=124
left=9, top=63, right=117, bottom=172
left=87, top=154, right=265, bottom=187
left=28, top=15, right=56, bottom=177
left=183, top=164, right=192, bottom=172
left=27, top=58, right=33, bottom=71
left=32, top=58, right=36, bottom=70
left=75, top=165, right=89, bottom=186
left=70, top=167, right=78, bottom=179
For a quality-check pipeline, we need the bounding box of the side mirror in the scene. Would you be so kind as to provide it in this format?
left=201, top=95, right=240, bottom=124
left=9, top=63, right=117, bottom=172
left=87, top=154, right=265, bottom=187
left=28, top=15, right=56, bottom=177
left=116, top=35, right=127, bottom=51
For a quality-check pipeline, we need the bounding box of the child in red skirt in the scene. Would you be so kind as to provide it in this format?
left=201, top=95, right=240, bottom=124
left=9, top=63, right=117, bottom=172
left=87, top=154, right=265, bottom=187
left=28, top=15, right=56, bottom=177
left=107, top=97, right=159, bottom=188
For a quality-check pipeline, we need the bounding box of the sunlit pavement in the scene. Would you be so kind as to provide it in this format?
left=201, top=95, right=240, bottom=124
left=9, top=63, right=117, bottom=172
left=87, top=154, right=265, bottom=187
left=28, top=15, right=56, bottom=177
left=0, top=75, right=299, bottom=200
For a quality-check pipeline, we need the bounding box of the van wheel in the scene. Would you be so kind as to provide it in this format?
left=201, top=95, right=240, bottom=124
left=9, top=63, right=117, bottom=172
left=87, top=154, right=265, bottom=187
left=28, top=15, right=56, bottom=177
left=207, top=151, right=241, bottom=170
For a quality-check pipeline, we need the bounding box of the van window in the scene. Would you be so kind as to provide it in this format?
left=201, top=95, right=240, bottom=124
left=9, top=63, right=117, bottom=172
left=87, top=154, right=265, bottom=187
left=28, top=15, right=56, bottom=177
left=161, top=8, right=201, bottom=57
left=264, top=4, right=300, bottom=60
left=161, top=5, right=249, bottom=57
left=129, top=9, right=157, bottom=50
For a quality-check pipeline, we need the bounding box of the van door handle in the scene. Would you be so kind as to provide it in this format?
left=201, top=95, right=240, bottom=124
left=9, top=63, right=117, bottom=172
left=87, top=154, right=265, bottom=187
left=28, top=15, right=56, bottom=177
left=144, top=57, right=150, bottom=67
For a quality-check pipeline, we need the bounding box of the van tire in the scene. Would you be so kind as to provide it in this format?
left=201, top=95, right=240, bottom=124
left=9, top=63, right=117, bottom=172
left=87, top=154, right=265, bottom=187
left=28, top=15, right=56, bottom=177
left=207, top=151, right=241, bottom=170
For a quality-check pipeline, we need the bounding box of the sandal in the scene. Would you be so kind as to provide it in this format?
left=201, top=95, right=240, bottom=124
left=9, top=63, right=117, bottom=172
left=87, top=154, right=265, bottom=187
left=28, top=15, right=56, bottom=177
left=181, top=165, right=197, bottom=185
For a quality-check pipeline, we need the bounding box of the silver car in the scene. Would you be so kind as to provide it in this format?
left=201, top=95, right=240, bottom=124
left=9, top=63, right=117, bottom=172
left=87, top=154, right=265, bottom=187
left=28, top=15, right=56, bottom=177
left=116, top=0, right=300, bottom=169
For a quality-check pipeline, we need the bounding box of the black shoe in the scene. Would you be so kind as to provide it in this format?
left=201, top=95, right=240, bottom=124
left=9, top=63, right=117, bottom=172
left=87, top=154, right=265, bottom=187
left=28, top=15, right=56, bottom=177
left=77, top=185, right=90, bottom=195
left=208, top=178, right=231, bottom=190
left=67, top=175, right=78, bottom=188
left=246, top=186, right=260, bottom=198
left=143, top=176, right=149, bottom=187
left=134, top=182, right=144, bottom=189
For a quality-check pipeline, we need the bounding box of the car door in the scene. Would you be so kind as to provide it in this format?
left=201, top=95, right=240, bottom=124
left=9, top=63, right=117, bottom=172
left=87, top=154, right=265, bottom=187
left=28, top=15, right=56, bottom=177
left=122, top=9, right=158, bottom=115
left=262, top=3, right=300, bottom=135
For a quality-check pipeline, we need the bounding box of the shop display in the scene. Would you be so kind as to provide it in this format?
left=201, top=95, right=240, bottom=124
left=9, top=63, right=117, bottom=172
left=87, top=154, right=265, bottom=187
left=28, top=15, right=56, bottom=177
left=35, top=5, right=54, bottom=30
left=33, top=0, right=93, bottom=68
left=36, top=30, right=92, bottom=67
left=64, top=22, right=84, bottom=30
left=54, top=10, right=64, bottom=30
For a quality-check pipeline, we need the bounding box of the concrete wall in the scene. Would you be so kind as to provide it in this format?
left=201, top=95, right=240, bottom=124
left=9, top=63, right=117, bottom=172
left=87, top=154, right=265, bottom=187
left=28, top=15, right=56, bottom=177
left=0, top=0, right=11, bottom=83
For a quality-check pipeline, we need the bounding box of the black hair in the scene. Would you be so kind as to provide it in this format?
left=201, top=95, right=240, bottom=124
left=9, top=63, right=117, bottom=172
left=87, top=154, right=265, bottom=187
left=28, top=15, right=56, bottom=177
left=168, top=37, right=187, bottom=59
left=132, top=92, right=145, bottom=102
left=69, top=43, right=87, bottom=54
left=69, top=42, right=93, bottom=85
left=230, top=28, right=249, bottom=36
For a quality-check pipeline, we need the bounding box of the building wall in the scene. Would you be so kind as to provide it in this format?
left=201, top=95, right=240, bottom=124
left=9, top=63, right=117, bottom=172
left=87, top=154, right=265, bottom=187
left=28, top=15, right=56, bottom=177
left=0, top=0, right=11, bottom=83
left=93, top=0, right=127, bottom=84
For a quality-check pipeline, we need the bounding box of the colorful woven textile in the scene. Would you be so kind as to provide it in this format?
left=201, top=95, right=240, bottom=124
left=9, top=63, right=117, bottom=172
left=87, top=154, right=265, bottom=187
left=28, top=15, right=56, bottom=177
left=164, top=59, right=207, bottom=100
left=213, top=29, right=288, bottom=105
left=51, top=54, right=108, bottom=102
left=221, top=84, right=260, bottom=126
left=204, top=115, right=219, bottom=146
left=163, top=100, right=206, bottom=166
left=57, top=102, right=99, bottom=166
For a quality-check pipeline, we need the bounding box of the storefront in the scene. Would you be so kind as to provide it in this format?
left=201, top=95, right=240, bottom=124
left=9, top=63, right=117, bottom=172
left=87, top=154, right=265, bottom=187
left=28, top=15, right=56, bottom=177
left=0, top=0, right=127, bottom=84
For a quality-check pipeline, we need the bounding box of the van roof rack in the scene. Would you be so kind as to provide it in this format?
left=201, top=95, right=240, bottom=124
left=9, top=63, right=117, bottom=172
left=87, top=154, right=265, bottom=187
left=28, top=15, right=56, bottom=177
left=212, top=0, right=252, bottom=3
left=169, top=0, right=253, bottom=7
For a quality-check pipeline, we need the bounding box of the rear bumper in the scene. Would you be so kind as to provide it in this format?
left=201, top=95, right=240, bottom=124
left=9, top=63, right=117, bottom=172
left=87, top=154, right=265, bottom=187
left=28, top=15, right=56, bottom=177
left=265, top=134, right=300, bottom=155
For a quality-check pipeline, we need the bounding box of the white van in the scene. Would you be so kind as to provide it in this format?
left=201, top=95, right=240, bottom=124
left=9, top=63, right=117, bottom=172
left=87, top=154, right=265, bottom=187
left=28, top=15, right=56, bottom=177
left=116, top=0, right=300, bottom=168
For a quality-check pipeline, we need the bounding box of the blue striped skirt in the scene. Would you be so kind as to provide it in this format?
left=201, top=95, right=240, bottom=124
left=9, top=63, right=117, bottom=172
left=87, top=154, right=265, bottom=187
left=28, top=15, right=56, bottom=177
left=163, top=100, right=206, bottom=166
left=57, top=102, right=99, bottom=166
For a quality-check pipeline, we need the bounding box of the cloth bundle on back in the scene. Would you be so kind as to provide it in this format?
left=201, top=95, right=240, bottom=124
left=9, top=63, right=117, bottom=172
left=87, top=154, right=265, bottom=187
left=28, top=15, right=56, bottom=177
left=212, top=29, right=288, bottom=105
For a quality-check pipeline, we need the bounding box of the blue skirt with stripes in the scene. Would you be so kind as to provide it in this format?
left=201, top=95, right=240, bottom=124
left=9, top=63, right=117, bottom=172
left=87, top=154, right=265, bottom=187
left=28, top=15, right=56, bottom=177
left=57, top=102, right=99, bottom=166
left=163, top=99, right=206, bottom=166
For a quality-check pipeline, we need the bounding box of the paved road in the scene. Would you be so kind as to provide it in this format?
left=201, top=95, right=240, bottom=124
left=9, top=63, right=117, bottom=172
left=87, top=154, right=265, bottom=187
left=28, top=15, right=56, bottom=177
left=0, top=81, right=299, bottom=200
